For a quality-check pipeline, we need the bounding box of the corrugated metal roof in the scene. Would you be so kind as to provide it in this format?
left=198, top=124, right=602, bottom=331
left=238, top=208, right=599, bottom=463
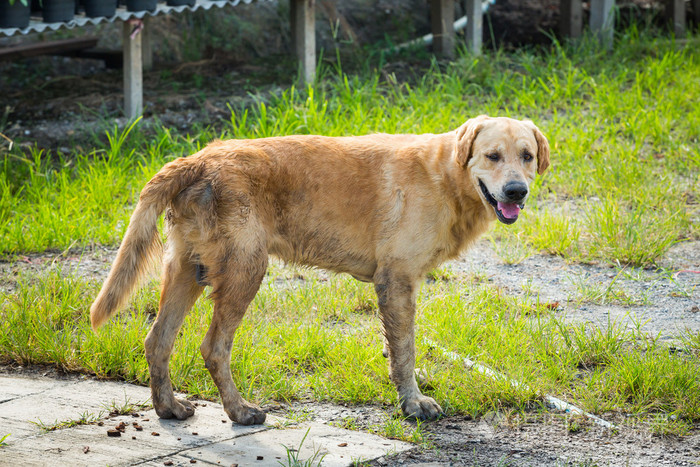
left=1, top=0, right=268, bottom=37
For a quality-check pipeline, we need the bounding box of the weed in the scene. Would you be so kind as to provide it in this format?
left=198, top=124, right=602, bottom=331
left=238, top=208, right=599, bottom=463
left=32, top=411, right=102, bottom=432
left=565, top=415, right=586, bottom=434
left=284, top=408, right=314, bottom=425
left=488, top=232, right=534, bottom=265
left=278, top=428, right=326, bottom=467
left=350, top=458, right=371, bottom=467
left=648, top=414, right=692, bottom=437
left=426, top=266, right=456, bottom=282
left=370, top=411, right=432, bottom=448
left=667, top=275, right=697, bottom=298
left=0, top=433, right=9, bottom=446
left=679, top=329, right=700, bottom=356
left=582, top=197, right=682, bottom=267
left=332, top=416, right=361, bottom=431
left=568, top=271, right=648, bottom=306
left=103, top=395, right=151, bottom=416
left=520, top=278, right=540, bottom=297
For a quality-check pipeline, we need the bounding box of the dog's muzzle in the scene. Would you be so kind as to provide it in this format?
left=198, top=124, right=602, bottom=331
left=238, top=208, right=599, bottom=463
left=479, top=179, right=526, bottom=225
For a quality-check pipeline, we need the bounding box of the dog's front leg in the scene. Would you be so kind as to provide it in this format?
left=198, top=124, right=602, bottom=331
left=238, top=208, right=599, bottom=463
left=374, top=270, right=443, bottom=421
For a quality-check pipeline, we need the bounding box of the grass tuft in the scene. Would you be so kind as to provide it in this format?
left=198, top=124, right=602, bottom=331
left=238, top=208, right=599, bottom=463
left=32, top=411, right=102, bottom=432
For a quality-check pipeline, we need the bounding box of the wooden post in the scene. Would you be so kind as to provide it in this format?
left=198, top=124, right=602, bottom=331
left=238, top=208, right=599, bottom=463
left=431, top=0, right=455, bottom=59
left=290, top=0, right=316, bottom=83
left=590, top=0, right=615, bottom=48
left=142, top=16, right=153, bottom=72
left=665, top=0, right=686, bottom=36
left=464, top=0, right=482, bottom=55
left=123, top=21, right=143, bottom=119
left=560, top=0, right=583, bottom=38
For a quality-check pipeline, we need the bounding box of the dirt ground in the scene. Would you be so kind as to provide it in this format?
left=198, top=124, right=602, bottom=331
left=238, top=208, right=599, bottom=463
left=2, top=238, right=699, bottom=466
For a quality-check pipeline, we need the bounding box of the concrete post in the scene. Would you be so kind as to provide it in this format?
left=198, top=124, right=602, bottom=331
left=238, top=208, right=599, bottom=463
left=431, top=0, right=455, bottom=59
left=665, top=0, right=686, bottom=36
left=291, top=0, right=316, bottom=83
left=464, top=0, right=482, bottom=55
left=560, top=0, right=583, bottom=38
left=590, top=0, right=615, bottom=48
left=123, top=20, right=143, bottom=119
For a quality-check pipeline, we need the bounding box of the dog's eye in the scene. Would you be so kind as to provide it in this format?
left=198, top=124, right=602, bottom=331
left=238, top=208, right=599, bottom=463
left=522, top=152, right=533, bottom=162
left=486, top=153, right=500, bottom=162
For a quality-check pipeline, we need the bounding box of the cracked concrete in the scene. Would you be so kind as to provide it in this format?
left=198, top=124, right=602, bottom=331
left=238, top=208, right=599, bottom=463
left=0, top=373, right=411, bottom=466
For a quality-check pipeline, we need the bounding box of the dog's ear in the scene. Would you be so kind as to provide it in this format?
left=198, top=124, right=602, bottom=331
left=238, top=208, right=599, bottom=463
left=522, top=120, right=550, bottom=174
left=528, top=122, right=550, bottom=175
left=455, top=115, right=490, bottom=166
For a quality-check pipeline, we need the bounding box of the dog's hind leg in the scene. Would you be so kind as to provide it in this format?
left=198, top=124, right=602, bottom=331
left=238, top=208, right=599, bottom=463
left=200, top=244, right=268, bottom=426
left=144, top=240, right=204, bottom=420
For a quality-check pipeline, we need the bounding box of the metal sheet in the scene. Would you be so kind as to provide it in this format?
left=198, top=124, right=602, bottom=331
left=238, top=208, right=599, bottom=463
left=1, top=0, right=268, bottom=37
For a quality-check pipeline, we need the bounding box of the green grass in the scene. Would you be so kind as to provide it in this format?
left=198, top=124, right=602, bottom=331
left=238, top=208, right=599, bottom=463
left=103, top=395, right=151, bottom=416
left=1, top=265, right=698, bottom=430
left=32, top=411, right=102, bottom=432
left=279, top=428, right=327, bottom=467
left=567, top=270, right=650, bottom=306
left=1, top=28, right=699, bottom=438
left=1, top=30, right=698, bottom=266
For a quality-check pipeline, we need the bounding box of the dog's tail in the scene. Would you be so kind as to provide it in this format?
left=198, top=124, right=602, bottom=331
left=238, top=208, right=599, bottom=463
left=90, top=156, right=204, bottom=330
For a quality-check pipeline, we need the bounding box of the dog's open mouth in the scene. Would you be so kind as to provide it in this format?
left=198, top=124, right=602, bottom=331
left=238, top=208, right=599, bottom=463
left=478, top=179, right=524, bottom=225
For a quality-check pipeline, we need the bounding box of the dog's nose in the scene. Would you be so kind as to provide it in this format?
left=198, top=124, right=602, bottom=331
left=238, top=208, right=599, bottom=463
left=503, top=181, right=528, bottom=201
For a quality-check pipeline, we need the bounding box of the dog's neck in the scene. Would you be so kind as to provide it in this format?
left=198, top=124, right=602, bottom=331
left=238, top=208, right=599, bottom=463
left=435, top=135, right=495, bottom=260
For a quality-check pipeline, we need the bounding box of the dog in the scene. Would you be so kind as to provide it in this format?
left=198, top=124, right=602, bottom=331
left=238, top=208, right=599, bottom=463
left=90, top=115, right=550, bottom=424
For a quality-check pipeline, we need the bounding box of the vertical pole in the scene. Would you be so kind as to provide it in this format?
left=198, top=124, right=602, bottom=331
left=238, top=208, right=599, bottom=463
left=431, top=0, right=455, bottom=59
left=560, top=0, right=583, bottom=39
left=291, top=0, right=316, bottom=83
left=590, top=0, right=615, bottom=48
left=142, top=16, right=153, bottom=72
left=665, top=0, right=686, bottom=36
left=464, top=0, right=482, bottom=55
left=123, top=21, right=143, bottom=119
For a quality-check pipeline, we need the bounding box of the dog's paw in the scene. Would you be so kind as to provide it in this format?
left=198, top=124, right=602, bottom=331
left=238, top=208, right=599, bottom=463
left=154, top=398, right=196, bottom=420
left=401, top=395, right=443, bottom=421
left=227, top=401, right=267, bottom=426
left=173, top=398, right=196, bottom=419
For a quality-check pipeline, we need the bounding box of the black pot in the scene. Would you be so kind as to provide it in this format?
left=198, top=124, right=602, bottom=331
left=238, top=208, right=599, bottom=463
left=166, top=0, right=194, bottom=6
left=0, top=0, right=31, bottom=28
left=41, top=0, right=75, bottom=22
left=126, top=0, right=155, bottom=11
left=83, top=0, right=115, bottom=17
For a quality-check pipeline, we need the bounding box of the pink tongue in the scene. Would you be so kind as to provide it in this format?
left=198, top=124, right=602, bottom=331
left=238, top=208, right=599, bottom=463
left=497, top=201, right=520, bottom=219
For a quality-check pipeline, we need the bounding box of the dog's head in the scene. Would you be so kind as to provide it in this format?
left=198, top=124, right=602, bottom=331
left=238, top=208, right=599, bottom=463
left=455, top=115, right=550, bottom=225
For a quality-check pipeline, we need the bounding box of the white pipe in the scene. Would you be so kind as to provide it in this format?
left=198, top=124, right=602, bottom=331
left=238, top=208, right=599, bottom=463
left=390, top=0, right=496, bottom=51
left=422, top=338, right=617, bottom=430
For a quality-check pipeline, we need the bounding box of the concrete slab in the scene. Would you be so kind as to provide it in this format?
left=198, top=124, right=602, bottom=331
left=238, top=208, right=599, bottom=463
left=182, top=422, right=412, bottom=467
left=0, top=417, right=41, bottom=441
left=0, top=374, right=414, bottom=466
left=138, top=454, right=213, bottom=466
left=0, top=377, right=152, bottom=425
left=0, top=374, right=73, bottom=403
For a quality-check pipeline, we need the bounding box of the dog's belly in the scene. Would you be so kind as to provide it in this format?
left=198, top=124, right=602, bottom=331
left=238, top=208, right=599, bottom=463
left=267, top=232, right=377, bottom=281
